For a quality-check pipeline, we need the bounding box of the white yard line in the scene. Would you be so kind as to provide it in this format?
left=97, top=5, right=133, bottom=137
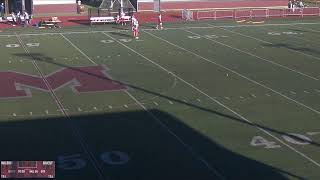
left=208, top=23, right=320, bottom=62
left=125, top=91, right=226, bottom=180
left=60, top=33, right=97, bottom=64
left=107, top=30, right=320, bottom=168
left=184, top=29, right=319, bottom=81
left=0, top=22, right=319, bottom=37
left=144, top=30, right=320, bottom=115
left=15, top=34, right=106, bottom=180
left=62, top=32, right=225, bottom=179
left=291, top=24, right=320, bottom=33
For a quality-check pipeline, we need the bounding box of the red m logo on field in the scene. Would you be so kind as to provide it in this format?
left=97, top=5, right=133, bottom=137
left=0, top=66, right=127, bottom=98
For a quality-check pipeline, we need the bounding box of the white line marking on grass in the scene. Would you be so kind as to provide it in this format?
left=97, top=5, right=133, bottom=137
left=289, top=35, right=319, bottom=45
left=153, top=102, right=159, bottom=106
left=224, top=97, right=231, bottom=100
left=141, top=30, right=320, bottom=167
left=0, top=22, right=318, bottom=38
left=291, top=25, right=320, bottom=33
left=65, top=30, right=225, bottom=179
left=307, top=132, right=320, bottom=136
left=184, top=29, right=319, bottom=81
left=144, top=30, right=320, bottom=115
left=102, top=32, right=226, bottom=180
left=168, top=100, right=174, bottom=104
left=60, top=34, right=97, bottom=65
left=57, top=109, right=69, bottom=112
left=63, top=32, right=156, bottom=113
left=15, top=34, right=106, bottom=180
left=290, top=91, right=297, bottom=95
left=211, top=23, right=320, bottom=63
left=124, top=91, right=226, bottom=180
left=104, top=31, right=320, bottom=169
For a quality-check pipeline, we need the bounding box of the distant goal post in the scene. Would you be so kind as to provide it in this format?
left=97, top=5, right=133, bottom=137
left=154, top=0, right=160, bottom=12
left=182, top=9, right=194, bottom=21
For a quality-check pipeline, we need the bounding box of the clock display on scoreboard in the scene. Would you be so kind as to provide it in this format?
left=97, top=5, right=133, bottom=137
left=1, top=161, right=55, bottom=178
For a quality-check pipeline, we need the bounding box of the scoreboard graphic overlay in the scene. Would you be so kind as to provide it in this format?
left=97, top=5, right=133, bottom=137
left=1, top=161, right=55, bottom=178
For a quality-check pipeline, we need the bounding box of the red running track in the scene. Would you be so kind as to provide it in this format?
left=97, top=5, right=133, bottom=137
left=0, top=0, right=294, bottom=29
left=138, top=1, right=288, bottom=11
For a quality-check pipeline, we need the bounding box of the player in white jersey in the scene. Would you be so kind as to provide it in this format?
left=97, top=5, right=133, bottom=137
left=156, top=13, right=163, bottom=30
left=132, top=17, right=139, bottom=39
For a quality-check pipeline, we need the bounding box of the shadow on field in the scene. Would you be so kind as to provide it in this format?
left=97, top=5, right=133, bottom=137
left=112, top=26, right=130, bottom=30
left=14, top=52, right=320, bottom=149
left=287, top=28, right=318, bottom=34
left=0, top=110, right=305, bottom=180
left=140, top=23, right=156, bottom=29
left=262, top=43, right=320, bottom=55
left=68, top=19, right=91, bottom=26
left=109, top=31, right=132, bottom=38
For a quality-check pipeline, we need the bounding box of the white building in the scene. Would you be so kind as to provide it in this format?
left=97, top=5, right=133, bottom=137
left=3, top=0, right=76, bottom=14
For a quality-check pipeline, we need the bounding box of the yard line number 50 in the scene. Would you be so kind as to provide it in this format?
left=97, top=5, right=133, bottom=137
left=58, top=151, right=130, bottom=170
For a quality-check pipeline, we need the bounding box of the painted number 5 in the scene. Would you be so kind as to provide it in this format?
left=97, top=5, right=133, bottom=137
left=58, top=154, right=86, bottom=170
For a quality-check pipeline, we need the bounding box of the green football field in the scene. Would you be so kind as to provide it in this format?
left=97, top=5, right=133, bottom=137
left=0, top=17, right=320, bottom=180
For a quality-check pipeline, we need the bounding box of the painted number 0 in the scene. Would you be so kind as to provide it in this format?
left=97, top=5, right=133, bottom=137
left=5, top=43, right=40, bottom=48
left=281, top=133, right=311, bottom=145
